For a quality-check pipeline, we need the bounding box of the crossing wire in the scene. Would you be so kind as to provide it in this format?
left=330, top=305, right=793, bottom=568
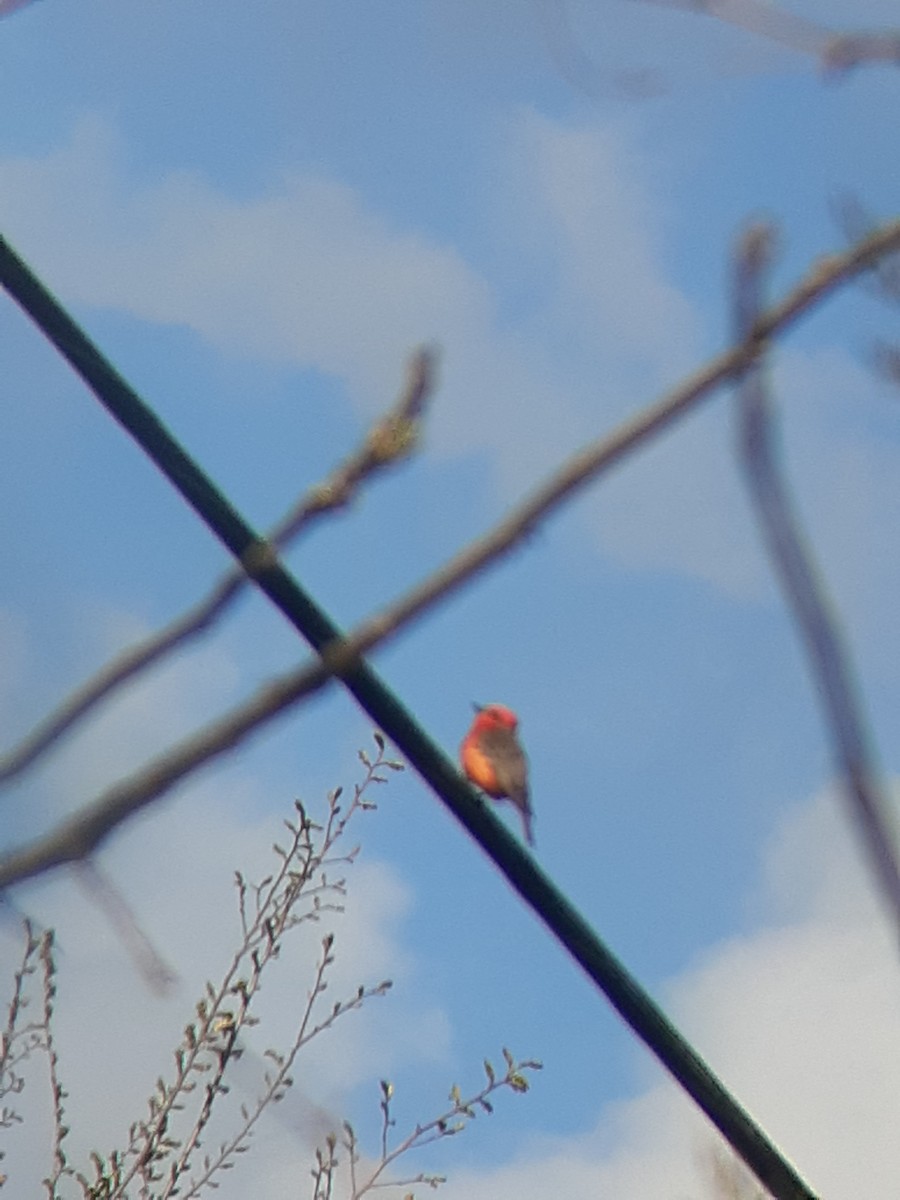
left=0, top=234, right=818, bottom=1200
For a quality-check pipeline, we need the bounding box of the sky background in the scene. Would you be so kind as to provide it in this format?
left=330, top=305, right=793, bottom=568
left=1, top=1, right=899, bottom=1196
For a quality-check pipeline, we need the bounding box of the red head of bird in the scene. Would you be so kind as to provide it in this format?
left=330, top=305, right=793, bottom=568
left=460, top=703, right=534, bottom=846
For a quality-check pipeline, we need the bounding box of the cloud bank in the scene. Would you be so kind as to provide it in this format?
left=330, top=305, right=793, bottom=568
left=2, top=112, right=897, bottom=618
left=433, top=785, right=900, bottom=1200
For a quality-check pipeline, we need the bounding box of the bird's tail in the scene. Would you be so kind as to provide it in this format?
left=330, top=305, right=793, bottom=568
left=517, top=798, right=535, bottom=848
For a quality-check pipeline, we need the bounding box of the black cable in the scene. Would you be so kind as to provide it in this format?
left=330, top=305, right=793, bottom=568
left=0, top=234, right=819, bottom=1200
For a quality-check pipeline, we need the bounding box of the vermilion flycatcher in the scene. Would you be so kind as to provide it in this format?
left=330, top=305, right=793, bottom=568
left=460, top=703, right=534, bottom=846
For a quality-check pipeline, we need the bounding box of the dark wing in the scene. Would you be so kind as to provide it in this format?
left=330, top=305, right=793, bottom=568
left=477, top=728, right=534, bottom=846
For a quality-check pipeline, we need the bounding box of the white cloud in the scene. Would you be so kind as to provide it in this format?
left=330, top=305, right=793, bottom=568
left=501, top=108, right=702, bottom=389
left=481, top=110, right=773, bottom=599
left=490, top=112, right=900, bottom=614
left=1, top=775, right=442, bottom=1195
left=4, top=112, right=896, bottom=620
left=0, top=112, right=686, bottom=492
left=0, top=601, right=444, bottom=1196
left=14, top=779, right=872, bottom=1200
left=34, top=602, right=243, bottom=807
left=578, top=337, right=900, bottom=614
left=433, top=785, right=900, bottom=1200
left=3, top=567, right=898, bottom=1199
left=0, top=115, right=496, bottom=424
left=587, top=398, right=769, bottom=598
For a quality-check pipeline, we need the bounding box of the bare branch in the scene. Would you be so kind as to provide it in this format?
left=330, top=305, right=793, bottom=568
left=0, top=347, right=436, bottom=790
left=632, top=0, right=832, bottom=57
left=106, top=750, right=390, bottom=1200
left=0, top=921, right=44, bottom=1106
left=1, top=221, right=899, bottom=893
left=39, top=931, right=68, bottom=1199
left=630, top=0, right=900, bottom=76
left=539, top=0, right=899, bottom=103
left=350, top=1052, right=541, bottom=1198
left=823, top=30, right=900, bottom=75
left=536, top=0, right=669, bottom=100
left=75, top=860, right=178, bottom=996
left=732, top=223, right=900, bottom=943
left=834, top=195, right=900, bottom=303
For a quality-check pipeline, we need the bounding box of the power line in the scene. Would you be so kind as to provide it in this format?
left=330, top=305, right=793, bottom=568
left=1, top=233, right=819, bottom=1200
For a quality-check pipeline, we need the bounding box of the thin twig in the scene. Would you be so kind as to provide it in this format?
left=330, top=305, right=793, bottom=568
left=114, top=807, right=323, bottom=1198
left=176, top=951, right=390, bottom=1200
left=2, top=219, right=899, bottom=894
left=0, top=347, right=436, bottom=789
left=38, top=931, right=68, bottom=1198
left=733, top=222, right=900, bottom=943
left=109, top=750, right=392, bottom=1200
left=0, top=920, right=43, bottom=1104
left=351, top=1051, right=540, bottom=1199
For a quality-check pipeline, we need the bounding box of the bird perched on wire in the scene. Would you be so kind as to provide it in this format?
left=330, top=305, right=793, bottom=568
left=460, top=703, right=534, bottom=846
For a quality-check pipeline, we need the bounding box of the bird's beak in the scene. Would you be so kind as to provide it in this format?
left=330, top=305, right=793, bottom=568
left=472, top=702, right=484, bottom=713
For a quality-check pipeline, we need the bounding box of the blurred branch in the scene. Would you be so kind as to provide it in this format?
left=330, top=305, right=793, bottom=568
left=633, top=0, right=830, bottom=57
left=537, top=0, right=669, bottom=100
left=540, top=0, right=899, bottom=101
left=75, top=860, right=177, bottom=996
left=732, top=223, right=900, bottom=943
left=634, top=0, right=900, bottom=76
left=0, top=347, right=436, bottom=789
left=0, top=0, right=42, bottom=19
left=3, top=218, right=900, bottom=894
left=835, top=197, right=900, bottom=388
left=700, top=1142, right=768, bottom=1200
left=822, top=30, right=900, bottom=74
left=835, top=196, right=900, bottom=302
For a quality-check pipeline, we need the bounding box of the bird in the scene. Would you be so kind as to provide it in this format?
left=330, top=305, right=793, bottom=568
left=460, top=703, right=534, bottom=846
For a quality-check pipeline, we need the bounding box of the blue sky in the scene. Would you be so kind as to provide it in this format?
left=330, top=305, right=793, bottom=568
left=2, top=1, right=900, bottom=1196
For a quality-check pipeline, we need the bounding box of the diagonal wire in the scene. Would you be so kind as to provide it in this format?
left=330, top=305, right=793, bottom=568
left=4, top=216, right=900, bottom=790
left=733, top=223, right=900, bottom=946
left=0, top=233, right=820, bottom=1200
